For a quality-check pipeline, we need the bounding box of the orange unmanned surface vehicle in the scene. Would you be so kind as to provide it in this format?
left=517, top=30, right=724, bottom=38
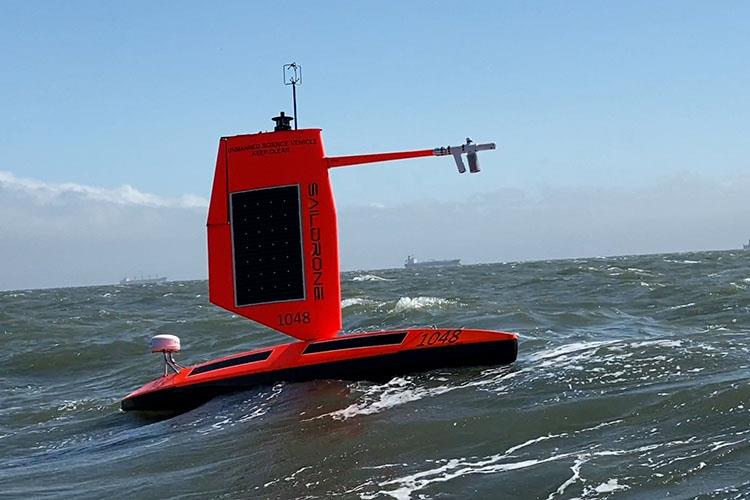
left=121, top=107, right=517, bottom=413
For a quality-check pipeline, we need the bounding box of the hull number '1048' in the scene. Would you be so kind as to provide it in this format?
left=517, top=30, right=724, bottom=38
left=417, top=329, right=461, bottom=347
left=278, top=312, right=311, bottom=326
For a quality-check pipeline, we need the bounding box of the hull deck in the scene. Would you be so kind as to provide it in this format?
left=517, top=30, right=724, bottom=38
left=122, top=328, right=517, bottom=413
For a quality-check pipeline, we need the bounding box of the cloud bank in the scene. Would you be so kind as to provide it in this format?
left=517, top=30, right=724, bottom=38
left=338, top=174, right=750, bottom=269
left=1, top=170, right=749, bottom=290
left=1, top=171, right=208, bottom=290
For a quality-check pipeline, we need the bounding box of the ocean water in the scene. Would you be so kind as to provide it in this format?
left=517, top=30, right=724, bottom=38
left=2, top=250, right=750, bottom=499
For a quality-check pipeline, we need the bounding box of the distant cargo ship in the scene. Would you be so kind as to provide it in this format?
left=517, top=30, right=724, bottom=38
left=119, top=276, right=167, bottom=285
left=404, top=255, right=461, bottom=269
left=744, top=239, right=749, bottom=250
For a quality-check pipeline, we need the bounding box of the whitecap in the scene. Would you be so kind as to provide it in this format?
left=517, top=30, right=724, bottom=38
left=319, top=377, right=453, bottom=420
left=391, top=296, right=456, bottom=313
left=352, top=274, right=392, bottom=282
left=528, top=341, right=616, bottom=363
left=627, top=267, right=652, bottom=274
left=341, top=297, right=371, bottom=308
left=628, top=339, right=683, bottom=348
left=593, top=479, right=628, bottom=493
left=666, top=302, right=695, bottom=311
left=316, top=367, right=524, bottom=421
left=352, top=422, right=650, bottom=500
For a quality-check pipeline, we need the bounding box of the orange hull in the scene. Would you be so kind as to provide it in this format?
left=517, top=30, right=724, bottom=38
left=122, top=328, right=517, bottom=413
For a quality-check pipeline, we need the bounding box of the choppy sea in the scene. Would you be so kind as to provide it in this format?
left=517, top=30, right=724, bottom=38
left=2, top=250, right=750, bottom=499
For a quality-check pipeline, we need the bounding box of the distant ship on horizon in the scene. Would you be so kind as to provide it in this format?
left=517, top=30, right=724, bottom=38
left=744, top=239, right=750, bottom=250
left=119, top=275, right=168, bottom=285
left=404, top=255, right=461, bottom=269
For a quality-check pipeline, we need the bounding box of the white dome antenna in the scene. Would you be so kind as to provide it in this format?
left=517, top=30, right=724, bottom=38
left=150, top=334, right=183, bottom=376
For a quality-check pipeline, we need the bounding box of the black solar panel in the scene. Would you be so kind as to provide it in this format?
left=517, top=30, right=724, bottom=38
left=230, top=185, right=305, bottom=306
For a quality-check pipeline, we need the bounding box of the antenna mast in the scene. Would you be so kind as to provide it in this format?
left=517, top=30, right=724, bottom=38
left=283, top=63, right=302, bottom=130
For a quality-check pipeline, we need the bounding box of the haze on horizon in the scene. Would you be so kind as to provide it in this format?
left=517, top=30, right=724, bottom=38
left=2, top=169, right=748, bottom=291
left=1, top=2, right=748, bottom=290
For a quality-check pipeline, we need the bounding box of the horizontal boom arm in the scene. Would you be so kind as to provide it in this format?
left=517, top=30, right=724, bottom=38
left=326, top=138, right=496, bottom=173
left=327, top=149, right=433, bottom=168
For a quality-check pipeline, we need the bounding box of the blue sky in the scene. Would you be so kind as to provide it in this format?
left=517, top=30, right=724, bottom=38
left=1, top=1, right=749, bottom=289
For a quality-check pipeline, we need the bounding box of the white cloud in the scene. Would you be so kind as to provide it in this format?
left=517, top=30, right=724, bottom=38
left=0, top=170, right=208, bottom=208
left=1, top=171, right=208, bottom=290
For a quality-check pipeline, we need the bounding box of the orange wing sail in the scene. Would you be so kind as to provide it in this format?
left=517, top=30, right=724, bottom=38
left=207, top=128, right=342, bottom=340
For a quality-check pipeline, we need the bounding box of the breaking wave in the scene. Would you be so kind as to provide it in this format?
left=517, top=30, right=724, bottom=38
left=390, top=296, right=459, bottom=313
left=351, top=274, right=393, bottom=282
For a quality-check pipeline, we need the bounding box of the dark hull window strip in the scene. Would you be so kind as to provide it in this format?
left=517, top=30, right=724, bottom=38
left=189, top=350, right=273, bottom=376
left=304, top=332, right=407, bottom=354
